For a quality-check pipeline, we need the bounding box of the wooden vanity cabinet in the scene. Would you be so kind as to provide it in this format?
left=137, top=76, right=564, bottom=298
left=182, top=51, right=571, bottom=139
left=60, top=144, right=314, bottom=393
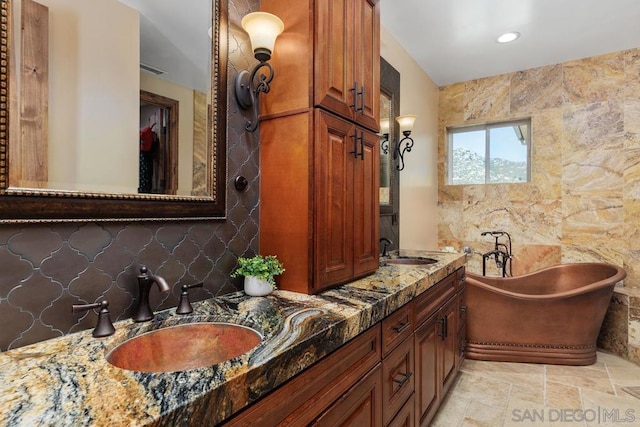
left=258, top=0, right=380, bottom=294
left=223, top=268, right=466, bottom=427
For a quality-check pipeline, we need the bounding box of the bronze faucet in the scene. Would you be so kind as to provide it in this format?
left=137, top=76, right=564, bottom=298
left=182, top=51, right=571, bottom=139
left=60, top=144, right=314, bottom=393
left=72, top=300, right=116, bottom=337
left=133, top=266, right=171, bottom=322
left=176, top=282, right=204, bottom=315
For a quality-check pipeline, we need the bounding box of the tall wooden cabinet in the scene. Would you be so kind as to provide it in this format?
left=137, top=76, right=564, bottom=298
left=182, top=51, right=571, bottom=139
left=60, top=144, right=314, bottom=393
left=259, top=0, right=381, bottom=294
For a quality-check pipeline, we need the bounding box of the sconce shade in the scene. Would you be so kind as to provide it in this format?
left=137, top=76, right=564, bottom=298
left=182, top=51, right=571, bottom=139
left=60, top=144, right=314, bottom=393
left=379, top=118, right=390, bottom=135
left=242, top=12, right=284, bottom=61
left=396, top=115, right=417, bottom=134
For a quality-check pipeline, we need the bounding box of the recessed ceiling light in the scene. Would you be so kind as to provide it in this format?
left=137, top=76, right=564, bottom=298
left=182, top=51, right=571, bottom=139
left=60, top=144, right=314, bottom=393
left=497, top=32, right=520, bottom=43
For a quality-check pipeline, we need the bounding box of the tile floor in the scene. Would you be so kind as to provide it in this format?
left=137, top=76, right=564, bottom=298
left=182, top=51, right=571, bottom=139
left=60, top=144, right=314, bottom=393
left=433, top=351, right=640, bottom=427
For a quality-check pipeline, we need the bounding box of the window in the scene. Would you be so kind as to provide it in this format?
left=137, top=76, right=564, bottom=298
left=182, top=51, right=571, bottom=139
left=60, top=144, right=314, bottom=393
left=447, top=119, right=531, bottom=185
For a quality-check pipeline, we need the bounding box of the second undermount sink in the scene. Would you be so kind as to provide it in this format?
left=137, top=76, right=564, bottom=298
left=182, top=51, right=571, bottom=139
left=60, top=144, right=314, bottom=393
left=383, top=256, right=439, bottom=266
left=106, top=322, right=262, bottom=373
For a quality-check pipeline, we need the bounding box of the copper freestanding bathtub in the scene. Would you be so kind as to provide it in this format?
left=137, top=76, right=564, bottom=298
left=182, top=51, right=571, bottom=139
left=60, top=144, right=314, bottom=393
left=464, top=263, right=626, bottom=365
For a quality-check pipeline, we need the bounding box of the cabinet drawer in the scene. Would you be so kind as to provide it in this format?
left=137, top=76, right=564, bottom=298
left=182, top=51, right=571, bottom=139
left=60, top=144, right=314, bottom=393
left=313, top=363, right=383, bottom=427
left=387, top=393, right=415, bottom=427
left=225, top=325, right=381, bottom=426
left=382, top=335, right=414, bottom=426
left=382, top=303, right=413, bottom=356
left=414, top=272, right=456, bottom=326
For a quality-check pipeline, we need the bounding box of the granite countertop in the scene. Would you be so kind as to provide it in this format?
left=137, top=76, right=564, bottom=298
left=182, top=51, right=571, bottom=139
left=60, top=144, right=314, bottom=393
left=0, top=251, right=466, bottom=426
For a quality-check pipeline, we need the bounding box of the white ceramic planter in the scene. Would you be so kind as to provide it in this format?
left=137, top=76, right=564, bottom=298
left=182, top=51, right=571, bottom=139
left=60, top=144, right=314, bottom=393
left=243, top=276, right=273, bottom=296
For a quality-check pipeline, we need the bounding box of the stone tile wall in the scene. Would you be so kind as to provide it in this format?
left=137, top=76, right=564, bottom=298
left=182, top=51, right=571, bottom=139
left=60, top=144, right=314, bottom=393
left=0, top=0, right=261, bottom=351
left=437, top=48, right=640, bottom=363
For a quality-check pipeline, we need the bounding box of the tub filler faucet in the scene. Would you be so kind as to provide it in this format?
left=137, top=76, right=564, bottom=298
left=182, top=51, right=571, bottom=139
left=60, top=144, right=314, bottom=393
left=133, top=266, right=171, bottom=322
left=481, top=231, right=513, bottom=277
left=379, top=237, right=393, bottom=257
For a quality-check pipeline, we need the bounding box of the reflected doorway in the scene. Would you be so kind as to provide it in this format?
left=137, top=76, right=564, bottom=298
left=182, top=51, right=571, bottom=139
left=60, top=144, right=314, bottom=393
left=139, top=90, right=179, bottom=195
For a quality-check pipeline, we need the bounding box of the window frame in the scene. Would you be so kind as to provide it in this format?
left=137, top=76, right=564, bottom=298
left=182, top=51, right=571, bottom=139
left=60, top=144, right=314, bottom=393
left=447, top=118, right=532, bottom=185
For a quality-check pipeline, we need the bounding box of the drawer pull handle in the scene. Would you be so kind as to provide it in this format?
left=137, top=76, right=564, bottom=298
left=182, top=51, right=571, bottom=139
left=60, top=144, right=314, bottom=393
left=393, top=372, right=412, bottom=388
left=438, top=316, right=448, bottom=339
left=392, top=321, right=410, bottom=333
left=460, top=305, right=467, bottom=314
left=350, top=82, right=358, bottom=110
left=357, top=85, right=365, bottom=113
left=349, top=132, right=359, bottom=159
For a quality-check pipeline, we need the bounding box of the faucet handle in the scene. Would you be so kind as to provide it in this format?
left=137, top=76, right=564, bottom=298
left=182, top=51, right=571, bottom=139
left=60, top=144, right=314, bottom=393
left=72, top=300, right=116, bottom=338
left=176, top=283, right=204, bottom=315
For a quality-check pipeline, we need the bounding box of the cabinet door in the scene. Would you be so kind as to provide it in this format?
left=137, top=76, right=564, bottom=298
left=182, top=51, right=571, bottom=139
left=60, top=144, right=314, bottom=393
left=353, top=0, right=380, bottom=131
left=314, top=364, right=383, bottom=427
left=353, top=128, right=380, bottom=276
left=314, top=0, right=355, bottom=121
left=414, top=313, right=439, bottom=427
left=456, top=285, right=467, bottom=369
left=440, top=297, right=458, bottom=397
left=315, top=110, right=356, bottom=289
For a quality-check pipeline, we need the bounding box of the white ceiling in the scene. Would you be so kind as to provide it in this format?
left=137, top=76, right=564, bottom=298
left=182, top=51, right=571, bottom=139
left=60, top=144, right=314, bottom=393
left=119, top=0, right=212, bottom=93
left=381, top=0, right=640, bottom=86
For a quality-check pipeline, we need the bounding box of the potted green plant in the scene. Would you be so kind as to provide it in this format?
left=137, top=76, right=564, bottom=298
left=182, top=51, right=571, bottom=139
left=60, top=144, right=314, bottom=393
left=231, top=255, right=285, bottom=296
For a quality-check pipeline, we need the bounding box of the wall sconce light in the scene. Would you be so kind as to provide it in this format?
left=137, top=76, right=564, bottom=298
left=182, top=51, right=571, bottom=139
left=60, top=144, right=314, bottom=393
left=379, top=118, right=390, bottom=155
left=394, top=115, right=417, bottom=171
left=234, top=12, right=284, bottom=132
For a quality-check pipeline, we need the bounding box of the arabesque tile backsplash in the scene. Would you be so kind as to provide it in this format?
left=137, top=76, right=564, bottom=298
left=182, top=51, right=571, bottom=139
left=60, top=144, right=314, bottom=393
left=0, top=0, right=260, bottom=352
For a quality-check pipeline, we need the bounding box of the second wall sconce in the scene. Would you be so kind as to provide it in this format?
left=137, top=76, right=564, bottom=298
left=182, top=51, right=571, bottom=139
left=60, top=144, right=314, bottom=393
left=234, top=12, right=284, bottom=132
left=394, top=115, right=417, bottom=171
left=379, top=118, right=390, bottom=155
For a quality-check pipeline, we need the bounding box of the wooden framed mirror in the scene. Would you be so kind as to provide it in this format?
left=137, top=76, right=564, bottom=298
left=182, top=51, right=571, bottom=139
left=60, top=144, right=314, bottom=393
left=0, top=0, right=227, bottom=222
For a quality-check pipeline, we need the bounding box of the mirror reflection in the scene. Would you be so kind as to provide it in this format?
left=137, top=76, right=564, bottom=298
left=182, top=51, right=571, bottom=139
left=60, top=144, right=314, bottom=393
left=10, top=0, right=214, bottom=197
left=379, top=92, right=392, bottom=206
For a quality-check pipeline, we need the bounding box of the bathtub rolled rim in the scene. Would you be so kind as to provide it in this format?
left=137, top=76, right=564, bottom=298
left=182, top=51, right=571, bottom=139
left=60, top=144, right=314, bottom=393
left=464, top=262, right=626, bottom=301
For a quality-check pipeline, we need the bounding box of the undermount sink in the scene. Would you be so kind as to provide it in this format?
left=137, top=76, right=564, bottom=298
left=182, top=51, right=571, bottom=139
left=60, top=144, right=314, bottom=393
left=384, top=257, right=438, bottom=266
left=106, top=322, right=262, bottom=373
